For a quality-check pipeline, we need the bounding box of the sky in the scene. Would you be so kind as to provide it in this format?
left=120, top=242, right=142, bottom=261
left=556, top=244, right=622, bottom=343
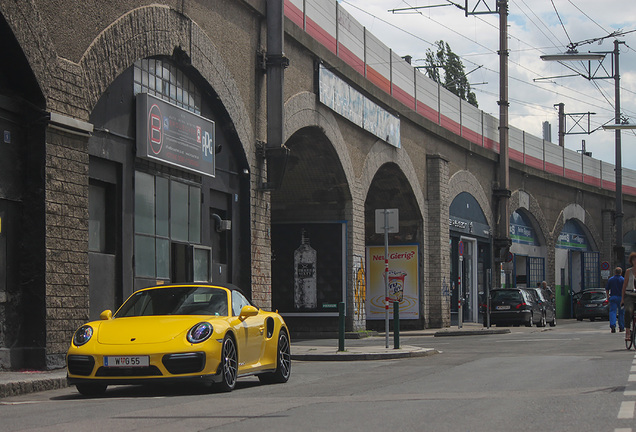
left=338, top=0, right=636, bottom=169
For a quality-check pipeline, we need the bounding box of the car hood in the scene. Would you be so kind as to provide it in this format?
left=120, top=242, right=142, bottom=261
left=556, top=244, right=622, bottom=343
left=96, top=316, right=208, bottom=345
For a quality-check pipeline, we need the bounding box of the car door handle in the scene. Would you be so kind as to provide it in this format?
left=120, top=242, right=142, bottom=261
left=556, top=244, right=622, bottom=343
left=259, top=326, right=265, bottom=335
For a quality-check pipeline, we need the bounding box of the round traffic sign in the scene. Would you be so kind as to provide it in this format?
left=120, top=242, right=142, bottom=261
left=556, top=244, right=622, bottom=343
left=601, top=261, right=610, bottom=271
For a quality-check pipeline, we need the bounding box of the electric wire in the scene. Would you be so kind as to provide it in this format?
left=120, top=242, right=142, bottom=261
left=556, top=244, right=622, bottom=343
left=339, top=1, right=634, bottom=125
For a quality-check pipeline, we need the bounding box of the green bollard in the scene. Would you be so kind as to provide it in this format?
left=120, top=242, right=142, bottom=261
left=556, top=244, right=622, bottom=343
left=393, top=300, right=400, bottom=349
left=338, top=302, right=345, bottom=352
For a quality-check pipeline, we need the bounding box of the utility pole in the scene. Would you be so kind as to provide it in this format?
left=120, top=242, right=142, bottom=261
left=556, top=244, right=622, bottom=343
left=613, top=39, right=624, bottom=270
left=493, top=0, right=511, bottom=268
left=556, top=103, right=565, bottom=147
left=542, top=37, right=627, bottom=269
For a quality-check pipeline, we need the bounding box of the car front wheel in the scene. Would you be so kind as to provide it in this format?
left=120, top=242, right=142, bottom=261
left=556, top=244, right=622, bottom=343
left=219, top=335, right=238, bottom=392
left=259, top=330, right=291, bottom=384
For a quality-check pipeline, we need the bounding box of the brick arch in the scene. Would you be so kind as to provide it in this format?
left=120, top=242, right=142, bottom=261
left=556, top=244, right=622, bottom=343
left=0, top=1, right=58, bottom=106
left=551, top=203, right=602, bottom=251
left=448, top=170, right=493, bottom=229
left=359, top=140, right=426, bottom=216
left=284, top=91, right=355, bottom=196
left=624, top=216, right=636, bottom=235
left=79, top=5, right=254, bottom=162
left=509, top=190, right=550, bottom=247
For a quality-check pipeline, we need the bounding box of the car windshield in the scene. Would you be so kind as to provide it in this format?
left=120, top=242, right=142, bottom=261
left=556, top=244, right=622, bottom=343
left=582, top=292, right=606, bottom=301
left=115, top=287, right=228, bottom=317
left=534, top=290, right=547, bottom=302
left=491, top=290, right=523, bottom=302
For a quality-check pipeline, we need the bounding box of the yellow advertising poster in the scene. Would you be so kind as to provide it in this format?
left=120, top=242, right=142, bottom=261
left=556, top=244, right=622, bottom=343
left=366, top=245, right=419, bottom=320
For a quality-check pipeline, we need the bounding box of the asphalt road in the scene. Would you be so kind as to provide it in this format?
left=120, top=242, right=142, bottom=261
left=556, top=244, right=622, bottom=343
left=0, top=319, right=632, bottom=432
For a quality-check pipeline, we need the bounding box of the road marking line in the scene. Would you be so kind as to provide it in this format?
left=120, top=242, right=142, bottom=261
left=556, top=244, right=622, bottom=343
left=618, top=401, right=635, bottom=419
left=624, top=390, right=636, bottom=396
left=631, top=365, right=636, bottom=373
left=628, top=375, right=636, bottom=382
left=614, top=428, right=631, bottom=432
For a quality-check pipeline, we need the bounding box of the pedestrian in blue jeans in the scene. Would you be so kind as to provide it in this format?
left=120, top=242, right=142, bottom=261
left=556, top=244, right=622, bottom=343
left=606, top=267, right=625, bottom=333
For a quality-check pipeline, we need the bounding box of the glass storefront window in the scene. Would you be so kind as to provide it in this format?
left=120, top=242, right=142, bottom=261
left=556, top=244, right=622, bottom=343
left=189, top=186, right=201, bottom=243
left=134, top=171, right=202, bottom=279
left=134, top=58, right=201, bottom=115
left=135, top=235, right=155, bottom=278
left=156, top=238, right=170, bottom=279
left=193, top=247, right=210, bottom=282
left=89, top=184, right=106, bottom=253
left=135, top=172, right=155, bottom=235
left=171, top=181, right=189, bottom=242
left=156, top=176, right=169, bottom=237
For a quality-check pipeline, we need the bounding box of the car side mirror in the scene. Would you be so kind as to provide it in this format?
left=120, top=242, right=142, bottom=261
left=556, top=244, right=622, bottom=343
left=239, top=305, right=259, bottom=318
left=100, top=310, right=113, bottom=320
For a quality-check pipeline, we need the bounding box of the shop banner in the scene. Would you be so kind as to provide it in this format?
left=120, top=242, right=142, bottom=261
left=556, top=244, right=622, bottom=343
left=366, top=245, right=419, bottom=320
left=136, top=93, right=215, bottom=177
left=271, top=222, right=346, bottom=315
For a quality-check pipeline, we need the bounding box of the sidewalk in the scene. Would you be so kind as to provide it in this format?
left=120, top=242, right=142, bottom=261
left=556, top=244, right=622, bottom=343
left=0, top=323, right=506, bottom=398
left=291, top=323, right=509, bottom=361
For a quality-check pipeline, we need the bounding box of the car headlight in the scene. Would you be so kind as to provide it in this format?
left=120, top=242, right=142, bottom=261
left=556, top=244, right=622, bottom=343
left=73, top=325, right=93, bottom=346
left=187, top=322, right=213, bottom=344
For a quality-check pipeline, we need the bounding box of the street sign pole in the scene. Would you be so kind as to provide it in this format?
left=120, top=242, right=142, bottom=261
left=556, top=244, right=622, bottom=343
left=458, top=240, right=464, bottom=329
left=384, top=209, right=390, bottom=349
left=376, top=209, right=399, bottom=349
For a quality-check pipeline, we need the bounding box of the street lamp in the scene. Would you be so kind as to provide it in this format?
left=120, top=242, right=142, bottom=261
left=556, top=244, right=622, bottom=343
left=540, top=50, right=605, bottom=62
left=542, top=40, right=625, bottom=269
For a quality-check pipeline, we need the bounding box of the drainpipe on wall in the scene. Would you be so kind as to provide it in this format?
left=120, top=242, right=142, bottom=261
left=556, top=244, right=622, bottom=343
left=261, top=0, right=290, bottom=190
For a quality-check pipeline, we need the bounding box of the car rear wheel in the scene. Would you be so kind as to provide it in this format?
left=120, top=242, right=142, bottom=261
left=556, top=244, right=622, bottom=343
left=258, top=330, right=291, bottom=384
left=538, top=313, right=546, bottom=327
left=76, top=383, right=107, bottom=397
left=525, top=313, right=533, bottom=327
left=549, top=314, right=557, bottom=327
left=219, top=335, right=238, bottom=392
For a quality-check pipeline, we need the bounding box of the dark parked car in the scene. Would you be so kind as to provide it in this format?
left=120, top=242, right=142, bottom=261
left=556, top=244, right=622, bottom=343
left=574, top=289, right=609, bottom=321
left=527, top=287, right=557, bottom=327
left=489, top=288, right=543, bottom=327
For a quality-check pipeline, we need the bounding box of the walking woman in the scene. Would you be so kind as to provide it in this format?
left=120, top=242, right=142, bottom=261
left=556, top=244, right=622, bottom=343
left=623, top=252, right=636, bottom=341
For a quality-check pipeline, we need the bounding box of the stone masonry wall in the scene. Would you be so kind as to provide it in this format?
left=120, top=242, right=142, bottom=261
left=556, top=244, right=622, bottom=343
left=426, top=154, right=451, bottom=327
left=45, top=128, right=89, bottom=369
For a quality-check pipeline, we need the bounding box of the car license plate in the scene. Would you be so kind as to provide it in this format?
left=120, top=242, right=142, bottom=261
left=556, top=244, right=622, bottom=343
left=496, top=305, right=510, bottom=310
left=585, top=304, right=597, bottom=308
left=103, top=356, right=149, bottom=367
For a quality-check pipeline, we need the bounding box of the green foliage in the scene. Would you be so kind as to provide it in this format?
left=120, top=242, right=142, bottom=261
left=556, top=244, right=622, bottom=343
left=423, top=40, right=478, bottom=108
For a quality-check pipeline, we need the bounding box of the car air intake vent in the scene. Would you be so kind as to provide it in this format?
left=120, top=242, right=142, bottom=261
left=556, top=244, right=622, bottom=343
left=67, top=355, right=95, bottom=376
left=162, top=352, right=206, bottom=374
left=95, top=366, right=162, bottom=377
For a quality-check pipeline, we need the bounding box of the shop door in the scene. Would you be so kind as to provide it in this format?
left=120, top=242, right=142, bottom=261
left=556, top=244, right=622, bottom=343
left=527, top=257, right=545, bottom=289
left=88, top=178, right=120, bottom=319
left=461, top=237, right=478, bottom=322
left=210, top=191, right=232, bottom=284
left=582, top=251, right=600, bottom=289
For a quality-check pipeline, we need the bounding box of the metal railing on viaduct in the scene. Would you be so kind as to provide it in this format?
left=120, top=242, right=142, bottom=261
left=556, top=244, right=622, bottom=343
left=285, top=0, right=636, bottom=196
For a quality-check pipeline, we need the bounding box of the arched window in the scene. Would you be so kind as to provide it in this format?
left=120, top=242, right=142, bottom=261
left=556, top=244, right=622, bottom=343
left=134, top=58, right=201, bottom=114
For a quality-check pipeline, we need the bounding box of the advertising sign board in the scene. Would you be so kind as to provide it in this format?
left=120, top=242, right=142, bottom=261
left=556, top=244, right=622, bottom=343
left=136, top=93, right=215, bottom=177
left=271, top=222, right=346, bottom=316
left=366, top=244, right=419, bottom=320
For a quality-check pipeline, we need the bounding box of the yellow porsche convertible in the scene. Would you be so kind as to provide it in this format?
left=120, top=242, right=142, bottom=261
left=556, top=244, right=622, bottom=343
left=66, top=284, right=291, bottom=396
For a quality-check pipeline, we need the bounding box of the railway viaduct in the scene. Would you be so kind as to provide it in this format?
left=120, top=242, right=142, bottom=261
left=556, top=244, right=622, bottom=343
left=0, top=0, right=634, bottom=368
